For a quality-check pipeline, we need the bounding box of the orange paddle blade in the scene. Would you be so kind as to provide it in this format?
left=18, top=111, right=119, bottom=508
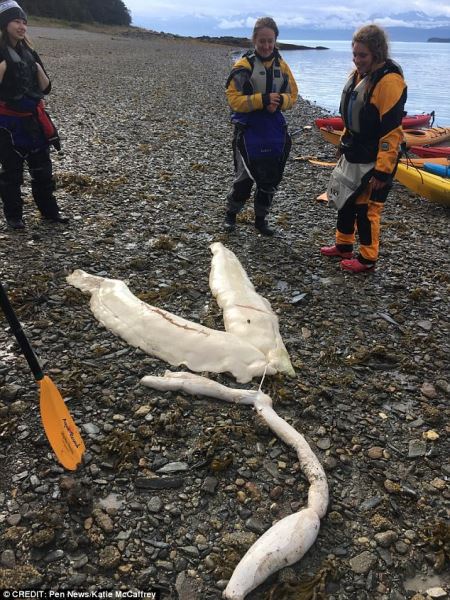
left=39, top=375, right=85, bottom=470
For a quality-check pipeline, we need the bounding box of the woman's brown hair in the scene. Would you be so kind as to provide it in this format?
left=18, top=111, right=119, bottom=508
left=352, top=24, right=389, bottom=64
left=252, top=17, right=279, bottom=42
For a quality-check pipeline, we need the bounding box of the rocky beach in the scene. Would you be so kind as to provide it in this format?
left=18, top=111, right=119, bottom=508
left=0, top=27, right=449, bottom=600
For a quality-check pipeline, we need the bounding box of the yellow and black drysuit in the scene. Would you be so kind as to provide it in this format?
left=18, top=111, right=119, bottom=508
left=225, top=49, right=298, bottom=218
left=335, top=59, right=407, bottom=264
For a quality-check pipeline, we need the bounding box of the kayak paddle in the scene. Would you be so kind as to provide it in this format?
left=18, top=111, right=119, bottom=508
left=0, top=282, right=85, bottom=470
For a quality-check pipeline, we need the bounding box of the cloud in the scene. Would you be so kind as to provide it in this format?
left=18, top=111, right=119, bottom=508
left=218, top=17, right=257, bottom=30
left=125, top=0, right=450, bottom=32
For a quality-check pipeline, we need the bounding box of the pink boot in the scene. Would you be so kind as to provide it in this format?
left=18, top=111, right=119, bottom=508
left=341, top=258, right=375, bottom=273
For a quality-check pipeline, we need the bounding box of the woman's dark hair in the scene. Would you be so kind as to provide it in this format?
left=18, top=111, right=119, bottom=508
left=0, top=28, right=33, bottom=49
left=352, top=24, right=389, bottom=64
left=252, top=17, right=279, bottom=42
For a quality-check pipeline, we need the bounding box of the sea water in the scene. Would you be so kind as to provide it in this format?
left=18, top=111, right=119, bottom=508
left=280, top=40, right=450, bottom=126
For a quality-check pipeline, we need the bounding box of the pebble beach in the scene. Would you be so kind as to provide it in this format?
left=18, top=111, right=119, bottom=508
left=0, top=27, right=449, bottom=599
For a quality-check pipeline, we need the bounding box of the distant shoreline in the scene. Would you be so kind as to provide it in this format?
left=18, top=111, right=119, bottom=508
left=120, top=29, right=329, bottom=51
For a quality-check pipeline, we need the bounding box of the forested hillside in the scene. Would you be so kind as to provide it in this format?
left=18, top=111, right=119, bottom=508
left=19, top=0, right=131, bottom=26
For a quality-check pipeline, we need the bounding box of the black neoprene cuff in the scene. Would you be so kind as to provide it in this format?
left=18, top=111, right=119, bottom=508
left=373, top=169, right=390, bottom=182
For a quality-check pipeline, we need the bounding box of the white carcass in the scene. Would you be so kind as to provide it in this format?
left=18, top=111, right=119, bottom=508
left=66, top=270, right=275, bottom=383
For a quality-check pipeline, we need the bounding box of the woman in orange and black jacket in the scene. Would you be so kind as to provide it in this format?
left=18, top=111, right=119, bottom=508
left=0, top=0, right=68, bottom=230
left=321, top=24, right=407, bottom=272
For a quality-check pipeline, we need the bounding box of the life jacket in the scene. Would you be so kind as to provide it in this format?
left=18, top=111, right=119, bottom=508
left=226, top=49, right=287, bottom=96
left=339, top=60, right=404, bottom=162
left=1, top=44, right=44, bottom=103
left=247, top=50, right=286, bottom=94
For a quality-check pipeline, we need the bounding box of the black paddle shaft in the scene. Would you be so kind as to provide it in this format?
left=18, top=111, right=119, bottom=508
left=0, top=282, right=44, bottom=381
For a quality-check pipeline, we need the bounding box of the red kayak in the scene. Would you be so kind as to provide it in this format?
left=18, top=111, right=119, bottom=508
left=314, top=112, right=434, bottom=130
left=409, top=145, right=450, bottom=158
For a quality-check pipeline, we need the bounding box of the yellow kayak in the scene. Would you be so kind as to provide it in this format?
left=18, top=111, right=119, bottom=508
left=319, top=126, right=450, bottom=149
left=395, top=163, right=450, bottom=205
left=306, top=157, right=449, bottom=168
left=319, top=127, right=341, bottom=146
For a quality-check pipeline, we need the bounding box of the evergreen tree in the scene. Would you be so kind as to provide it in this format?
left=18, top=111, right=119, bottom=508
left=18, top=0, right=131, bottom=26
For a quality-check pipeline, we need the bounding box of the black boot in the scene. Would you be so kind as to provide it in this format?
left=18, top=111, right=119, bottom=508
left=6, top=218, right=25, bottom=230
left=42, top=212, right=70, bottom=224
left=255, top=216, right=275, bottom=236
left=224, top=211, right=236, bottom=232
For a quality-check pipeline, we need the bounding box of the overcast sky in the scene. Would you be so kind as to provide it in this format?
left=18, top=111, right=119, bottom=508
left=123, top=0, right=450, bottom=36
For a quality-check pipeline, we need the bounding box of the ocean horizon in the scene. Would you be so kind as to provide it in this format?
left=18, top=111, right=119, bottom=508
left=280, top=40, right=450, bottom=127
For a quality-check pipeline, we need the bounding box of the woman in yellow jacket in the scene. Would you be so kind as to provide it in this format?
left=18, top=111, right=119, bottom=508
left=224, top=17, right=298, bottom=236
left=321, top=24, right=407, bottom=272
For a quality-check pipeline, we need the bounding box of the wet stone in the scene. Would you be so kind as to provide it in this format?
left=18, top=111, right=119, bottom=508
left=82, top=423, right=100, bottom=435
left=349, top=551, right=378, bottom=574
left=65, top=574, right=87, bottom=587
left=180, top=546, right=199, bottom=558
left=359, top=497, right=383, bottom=511
left=395, top=541, right=410, bottom=555
left=245, top=517, right=267, bottom=535
left=98, top=545, right=121, bottom=569
left=6, top=513, right=21, bottom=526
left=0, top=384, right=21, bottom=401
left=316, top=437, right=331, bottom=450
left=420, top=382, right=437, bottom=399
left=426, top=588, right=447, bottom=599
left=367, top=447, right=384, bottom=459
left=1, top=549, right=16, bottom=568
left=70, top=553, right=89, bottom=569
left=44, top=549, right=65, bottom=563
left=156, top=461, right=189, bottom=473
left=408, top=439, right=427, bottom=458
left=201, top=476, right=218, bottom=495
left=147, top=497, right=163, bottom=513
left=377, top=547, right=393, bottom=566
left=374, top=530, right=398, bottom=548
left=135, top=477, right=184, bottom=490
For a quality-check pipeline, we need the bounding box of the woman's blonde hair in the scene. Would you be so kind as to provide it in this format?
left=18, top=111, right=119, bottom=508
left=352, top=24, right=389, bottom=64
left=252, top=17, right=279, bottom=42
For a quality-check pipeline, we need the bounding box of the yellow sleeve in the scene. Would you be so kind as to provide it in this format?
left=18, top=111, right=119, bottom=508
left=279, top=60, right=298, bottom=111
left=225, top=57, right=264, bottom=113
left=371, top=73, right=407, bottom=179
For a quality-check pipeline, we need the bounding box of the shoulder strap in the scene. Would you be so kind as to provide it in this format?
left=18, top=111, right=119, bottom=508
left=366, top=59, right=403, bottom=104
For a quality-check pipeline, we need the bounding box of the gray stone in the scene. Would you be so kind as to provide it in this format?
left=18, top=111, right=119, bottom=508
left=349, top=551, right=377, bottom=574
left=201, top=476, right=218, bottom=495
left=0, top=384, right=21, bottom=401
left=408, top=439, right=426, bottom=458
left=245, top=517, right=267, bottom=535
left=359, top=497, right=383, bottom=511
left=374, top=530, right=398, bottom=548
left=156, top=461, right=189, bottom=473
left=135, top=477, right=184, bottom=489
left=44, top=549, right=65, bottom=563
left=1, top=549, right=16, bottom=568
left=6, top=513, right=21, bottom=526
left=147, top=496, right=163, bottom=513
